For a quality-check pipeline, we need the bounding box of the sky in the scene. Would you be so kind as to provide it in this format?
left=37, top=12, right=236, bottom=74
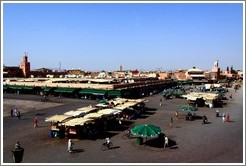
left=2, top=2, right=244, bottom=72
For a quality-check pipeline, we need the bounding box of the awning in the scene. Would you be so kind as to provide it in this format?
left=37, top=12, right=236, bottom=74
left=107, top=90, right=121, bottom=97
left=128, top=99, right=148, bottom=103
left=83, top=113, right=104, bottom=119
left=62, top=118, right=93, bottom=127
left=42, top=87, right=53, bottom=92
left=97, top=109, right=122, bottom=115
left=93, top=89, right=108, bottom=96
left=110, top=98, right=128, bottom=106
left=7, top=85, right=24, bottom=90
left=64, top=107, right=98, bottom=117
left=54, top=87, right=76, bottom=93
left=45, top=114, right=72, bottom=123
left=114, top=104, right=129, bottom=110
left=64, top=110, right=87, bottom=117
left=79, top=89, right=107, bottom=96
left=6, top=85, right=35, bottom=90
left=3, top=85, right=8, bottom=89
left=76, top=106, right=98, bottom=113
left=95, top=103, right=109, bottom=108
left=79, top=88, right=95, bottom=94
left=22, top=86, right=35, bottom=90
left=123, top=101, right=138, bottom=107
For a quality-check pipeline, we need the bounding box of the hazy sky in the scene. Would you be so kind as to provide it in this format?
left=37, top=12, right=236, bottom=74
left=2, top=2, right=244, bottom=72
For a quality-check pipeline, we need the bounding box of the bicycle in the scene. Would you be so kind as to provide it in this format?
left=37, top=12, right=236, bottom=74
left=122, top=130, right=133, bottom=139
left=101, top=142, right=113, bottom=151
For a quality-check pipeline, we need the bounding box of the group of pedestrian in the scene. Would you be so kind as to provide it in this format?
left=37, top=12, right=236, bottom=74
left=10, top=109, right=21, bottom=119
left=215, top=110, right=231, bottom=122
left=222, top=113, right=230, bottom=122
left=67, top=137, right=112, bottom=154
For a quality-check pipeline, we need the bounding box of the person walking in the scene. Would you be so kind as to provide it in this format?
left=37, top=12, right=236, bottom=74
left=226, top=113, right=230, bottom=122
left=33, top=117, right=38, bottom=128
left=175, top=111, right=179, bottom=119
left=160, top=98, right=163, bottom=106
left=17, top=110, right=21, bottom=119
left=67, top=139, right=74, bottom=153
left=10, top=109, right=14, bottom=117
left=164, top=136, right=169, bottom=148
left=13, top=109, right=17, bottom=117
left=222, top=113, right=226, bottom=122
left=169, top=116, right=173, bottom=128
left=202, top=115, right=208, bottom=124
left=216, top=109, right=219, bottom=117
left=229, top=94, right=232, bottom=100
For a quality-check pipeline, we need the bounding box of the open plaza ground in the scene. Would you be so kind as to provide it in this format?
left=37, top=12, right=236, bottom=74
left=2, top=87, right=244, bottom=164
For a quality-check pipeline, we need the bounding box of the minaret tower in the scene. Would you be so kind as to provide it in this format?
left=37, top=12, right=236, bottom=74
left=20, top=52, right=30, bottom=77
left=212, top=60, right=220, bottom=81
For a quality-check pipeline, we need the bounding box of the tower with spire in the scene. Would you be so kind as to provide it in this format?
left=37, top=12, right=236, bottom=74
left=211, top=60, right=220, bottom=81
left=20, top=52, right=30, bottom=77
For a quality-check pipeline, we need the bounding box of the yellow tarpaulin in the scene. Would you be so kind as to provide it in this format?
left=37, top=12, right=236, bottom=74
left=62, top=118, right=93, bottom=126
left=83, top=113, right=104, bottom=119
left=45, top=114, right=72, bottom=122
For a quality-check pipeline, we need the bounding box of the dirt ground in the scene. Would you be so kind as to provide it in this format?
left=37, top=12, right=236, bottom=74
left=3, top=99, right=63, bottom=117
left=2, top=87, right=244, bottom=164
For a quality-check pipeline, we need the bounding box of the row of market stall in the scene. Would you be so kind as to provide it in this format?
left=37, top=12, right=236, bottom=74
left=162, top=83, right=229, bottom=108
left=181, top=92, right=222, bottom=108
left=44, top=98, right=148, bottom=139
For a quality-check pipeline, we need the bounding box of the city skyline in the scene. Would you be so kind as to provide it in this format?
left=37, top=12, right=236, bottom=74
left=2, top=2, right=244, bottom=72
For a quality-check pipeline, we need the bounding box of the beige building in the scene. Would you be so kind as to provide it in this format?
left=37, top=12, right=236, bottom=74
left=185, top=67, right=205, bottom=80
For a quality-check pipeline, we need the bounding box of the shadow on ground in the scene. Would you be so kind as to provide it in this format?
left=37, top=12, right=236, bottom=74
left=71, top=149, right=85, bottom=153
left=144, top=137, right=178, bottom=149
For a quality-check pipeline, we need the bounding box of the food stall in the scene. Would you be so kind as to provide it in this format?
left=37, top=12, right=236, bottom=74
left=62, top=117, right=94, bottom=138
left=45, top=114, right=72, bottom=138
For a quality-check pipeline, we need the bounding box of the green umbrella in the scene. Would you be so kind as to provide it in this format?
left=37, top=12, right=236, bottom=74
left=179, top=105, right=198, bottom=111
left=130, top=124, right=161, bottom=138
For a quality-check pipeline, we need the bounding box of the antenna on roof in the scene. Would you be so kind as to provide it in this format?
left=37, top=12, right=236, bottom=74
left=59, top=61, right=61, bottom=71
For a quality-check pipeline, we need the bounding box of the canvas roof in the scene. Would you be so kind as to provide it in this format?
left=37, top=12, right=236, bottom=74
left=109, top=98, right=128, bottom=105
left=76, top=106, right=98, bottom=113
left=64, top=107, right=98, bottom=117
left=128, top=99, right=148, bottom=103
left=45, top=114, right=72, bottom=122
left=123, top=101, right=138, bottom=107
left=113, top=104, right=129, bottom=110
left=95, top=103, right=109, bottom=108
left=62, top=118, right=93, bottom=127
left=97, top=109, right=121, bottom=115
left=64, top=110, right=84, bottom=117
left=183, top=92, right=218, bottom=101
left=83, top=112, right=104, bottom=119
